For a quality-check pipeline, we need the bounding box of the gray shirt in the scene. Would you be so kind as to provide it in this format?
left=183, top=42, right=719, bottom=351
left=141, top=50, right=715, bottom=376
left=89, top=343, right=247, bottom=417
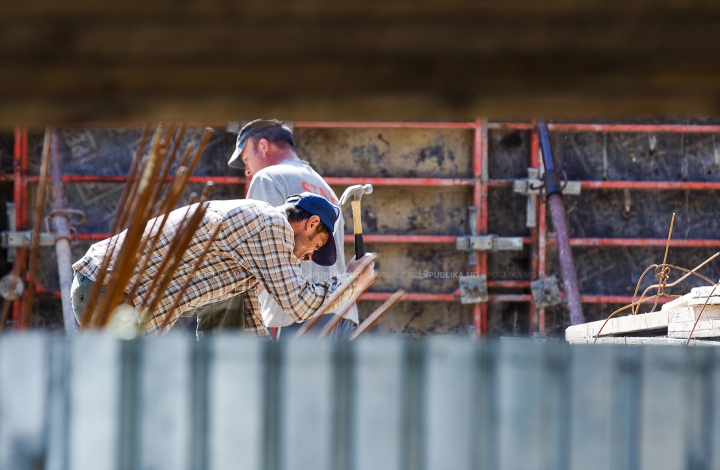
left=246, top=159, right=359, bottom=326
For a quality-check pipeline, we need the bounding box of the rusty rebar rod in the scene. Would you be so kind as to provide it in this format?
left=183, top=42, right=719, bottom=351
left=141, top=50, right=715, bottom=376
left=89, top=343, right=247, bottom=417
left=349, top=289, right=406, bottom=341
left=91, top=128, right=165, bottom=327
left=80, top=127, right=151, bottom=328
left=24, top=129, right=53, bottom=328
left=157, top=223, right=222, bottom=331
left=294, top=254, right=377, bottom=339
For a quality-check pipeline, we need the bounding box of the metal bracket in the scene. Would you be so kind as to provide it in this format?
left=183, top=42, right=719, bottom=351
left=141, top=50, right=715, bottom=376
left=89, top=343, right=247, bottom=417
left=1, top=231, right=55, bottom=249
left=456, top=235, right=523, bottom=252
left=0, top=273, right=23, bottom=300
left=5, top=203, right=16, bottom=262
left=513, top=169, right=581, bottom=228
left=530, top=275, right=564, bottom=309
left=459, top=275, right=488, bottom=304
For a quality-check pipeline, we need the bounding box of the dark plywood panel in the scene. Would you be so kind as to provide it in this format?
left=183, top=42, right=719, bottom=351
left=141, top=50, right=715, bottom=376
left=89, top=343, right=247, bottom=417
left=561, top=189, right=720, bottom=239
left=296, top=128, right=473, bottom=178
left=546, top=245, right=720, bottom=297
left=487, top=302, right=531, bottom=337
left=347, top=243, right=468, bottom=295
left=27, top=181, right=244, bottom=234
left=487, top=187, right=531, bottom=238
left=27, top=126, right=239, bottom=177
left=332, top=185, right=472, bottom=236
left=488, top=129, right=532, bottom=180
left=357, top=301, right=472, bottom=337
left=552, top=131, right=720, bottom=182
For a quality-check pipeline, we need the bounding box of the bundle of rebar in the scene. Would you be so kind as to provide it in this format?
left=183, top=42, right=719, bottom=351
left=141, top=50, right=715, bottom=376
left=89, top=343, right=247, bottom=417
left=66, top=124, right=218, bottom=334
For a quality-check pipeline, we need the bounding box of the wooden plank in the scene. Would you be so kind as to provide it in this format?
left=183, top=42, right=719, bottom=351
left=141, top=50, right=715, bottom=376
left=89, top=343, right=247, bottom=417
left=497, top=340, right=544, bottom=470
left=137, top=335, right=192, bottom=470
left=207, top=335, right=264, bottom=470
left=638, top=347, right=686, bottom=470
left=68, top=334, right=122, bottom=470
left=353, top=337, right=403, bottom=470
left=0, top=333, right=48, bottom=470
left=567, top=346, right=613, bottom=470
left=425, top=338, right=474, bottom=470
left=281, top=340, right=333, bottom=470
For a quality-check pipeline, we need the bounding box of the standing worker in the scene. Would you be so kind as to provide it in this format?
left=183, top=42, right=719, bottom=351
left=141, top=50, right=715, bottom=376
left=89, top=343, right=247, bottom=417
left=228, top=119, right=359, bottom=337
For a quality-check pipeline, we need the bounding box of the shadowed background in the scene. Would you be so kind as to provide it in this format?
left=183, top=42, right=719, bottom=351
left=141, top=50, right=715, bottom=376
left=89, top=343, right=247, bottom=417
left=2, top=0, right=720, bottom=125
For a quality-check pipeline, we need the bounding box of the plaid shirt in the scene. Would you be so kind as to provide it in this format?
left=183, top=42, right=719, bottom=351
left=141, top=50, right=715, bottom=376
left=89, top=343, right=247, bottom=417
left=72, top=199, right=355, bottom=337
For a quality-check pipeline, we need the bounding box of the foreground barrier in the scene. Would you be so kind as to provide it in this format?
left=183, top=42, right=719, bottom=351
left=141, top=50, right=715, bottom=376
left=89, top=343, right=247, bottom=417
left=1, top=333, right=719, bottom=470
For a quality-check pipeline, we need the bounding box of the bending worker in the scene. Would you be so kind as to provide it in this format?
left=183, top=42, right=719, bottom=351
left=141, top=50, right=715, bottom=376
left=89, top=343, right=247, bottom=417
left=229, top=119, right=358, bottom=336
left=70, top=192, right=376, bottom=337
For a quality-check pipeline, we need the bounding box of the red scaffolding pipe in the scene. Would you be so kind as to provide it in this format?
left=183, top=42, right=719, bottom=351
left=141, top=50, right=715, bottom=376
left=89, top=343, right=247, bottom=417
left=16, top=120, right=720, bottom=334
left=293, top=121, right=476, bottom=129
left=549, top=123, right=720, bottom=134
left=547, top=238, right=720, bottom=248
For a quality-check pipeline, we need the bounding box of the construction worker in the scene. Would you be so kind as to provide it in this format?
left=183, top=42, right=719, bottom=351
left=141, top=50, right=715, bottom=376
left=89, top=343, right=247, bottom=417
left=227, top=119, right=358, bottom=338
left=71, top=193, right=376, bottom=336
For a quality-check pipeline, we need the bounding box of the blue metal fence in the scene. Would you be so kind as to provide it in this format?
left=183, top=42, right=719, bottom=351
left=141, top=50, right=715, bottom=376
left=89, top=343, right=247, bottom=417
left=0, top=334, right=718, bottom=470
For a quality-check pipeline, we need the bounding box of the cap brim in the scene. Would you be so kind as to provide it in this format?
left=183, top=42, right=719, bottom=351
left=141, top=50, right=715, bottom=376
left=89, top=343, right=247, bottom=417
left=311, top=235, right=337, bottom=267
left=228, top=146, right=244, bottom=169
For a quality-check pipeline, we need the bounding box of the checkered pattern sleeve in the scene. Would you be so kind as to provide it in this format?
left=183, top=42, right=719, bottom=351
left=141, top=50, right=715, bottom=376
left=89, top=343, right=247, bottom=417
left=235, top=211, right=357, bottom=323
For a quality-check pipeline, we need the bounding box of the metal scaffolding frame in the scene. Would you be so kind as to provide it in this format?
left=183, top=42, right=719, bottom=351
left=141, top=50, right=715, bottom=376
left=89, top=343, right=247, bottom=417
left=7, top=121, right=720, bottom=337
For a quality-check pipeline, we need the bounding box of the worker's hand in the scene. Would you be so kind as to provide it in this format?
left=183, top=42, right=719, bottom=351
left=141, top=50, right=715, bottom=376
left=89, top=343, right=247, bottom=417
left=347, top=253, right=376, bottom=292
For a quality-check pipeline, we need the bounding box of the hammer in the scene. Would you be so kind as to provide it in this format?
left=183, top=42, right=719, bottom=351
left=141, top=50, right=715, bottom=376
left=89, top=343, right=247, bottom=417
left=339, top=184, right=373, bottom=259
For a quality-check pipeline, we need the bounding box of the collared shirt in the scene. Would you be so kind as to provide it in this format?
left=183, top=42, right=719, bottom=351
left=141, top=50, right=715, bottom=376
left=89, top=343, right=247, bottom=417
left=72, top=199, right=354, bottom=336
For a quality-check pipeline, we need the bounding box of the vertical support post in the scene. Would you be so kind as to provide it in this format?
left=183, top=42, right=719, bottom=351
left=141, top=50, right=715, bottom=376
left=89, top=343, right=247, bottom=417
left=537, top=135, right=547, bottom=333
left=49, top=132, right=79, bottom=333
left=537, top=119, right=584, bottom=326
left=12, top=128, right=27, bottom=330
left=472, top=118, right=488, bottom=339
left=529, top=126, right=539, bottom=334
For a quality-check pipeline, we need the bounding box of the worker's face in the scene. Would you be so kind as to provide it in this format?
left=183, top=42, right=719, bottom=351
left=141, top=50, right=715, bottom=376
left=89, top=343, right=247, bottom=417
left=293, top=216, right=330, bottom=262
left=241, top=137, right=268, bottom=179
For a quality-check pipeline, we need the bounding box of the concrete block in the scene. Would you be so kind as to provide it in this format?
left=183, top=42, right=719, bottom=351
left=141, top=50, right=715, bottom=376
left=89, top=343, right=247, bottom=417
left=566, top=310, right=670, bottom=341
left=669, top=319, right=720, bottom=339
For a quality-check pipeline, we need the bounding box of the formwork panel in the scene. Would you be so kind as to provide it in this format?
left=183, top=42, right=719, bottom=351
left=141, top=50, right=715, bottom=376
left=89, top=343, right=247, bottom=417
left=488, top=129, right=532, bottom=179
left=27, top=182, right=245, bottom=235
left=546, top=246, right=720, bottom=298
left=487, top=302, right=531, bottom=337
left=27, top=127, right=238, bottom=177
left=333, top=185, right=472, bottom=236
left=295, top=128, right=474, bottom=178
left=486, top=248, right=533, bottom=282
left=561, top=190, right=720, bottom=239
left=348, top=242, right=467, bottom=294
left=487, top=186, right=531, bottom=237
left=356, top=301, right=472, bottom=337
left=551, top=131, right=720, bottom=182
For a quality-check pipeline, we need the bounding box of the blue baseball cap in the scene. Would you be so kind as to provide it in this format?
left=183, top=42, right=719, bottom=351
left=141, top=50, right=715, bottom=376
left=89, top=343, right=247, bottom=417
left=228, top=119, right=293, bottom=169
left=286, top=192, right=340, bottom=266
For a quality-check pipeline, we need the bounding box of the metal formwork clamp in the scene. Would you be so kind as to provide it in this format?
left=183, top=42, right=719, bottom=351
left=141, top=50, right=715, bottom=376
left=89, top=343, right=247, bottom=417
left=459, top=206, right=524, bottom=267
left=513, top=168, right=581, bottom=228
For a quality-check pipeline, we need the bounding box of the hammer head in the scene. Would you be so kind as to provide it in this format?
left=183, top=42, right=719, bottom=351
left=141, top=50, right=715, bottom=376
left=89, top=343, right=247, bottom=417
left=339, top=184, right=373, bottom=205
